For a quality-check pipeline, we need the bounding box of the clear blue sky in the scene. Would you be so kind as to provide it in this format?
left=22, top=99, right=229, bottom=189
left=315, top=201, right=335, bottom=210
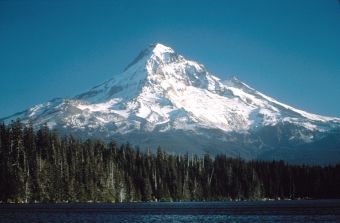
left=1, top=0, right=340, bottom=117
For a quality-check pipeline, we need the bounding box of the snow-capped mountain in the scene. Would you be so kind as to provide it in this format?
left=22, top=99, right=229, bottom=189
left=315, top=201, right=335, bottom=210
left=3, top=43, right=340, bottom=164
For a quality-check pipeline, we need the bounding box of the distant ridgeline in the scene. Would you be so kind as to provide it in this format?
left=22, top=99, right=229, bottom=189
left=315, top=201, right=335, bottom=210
left=0, top=120, right=340, bottom=203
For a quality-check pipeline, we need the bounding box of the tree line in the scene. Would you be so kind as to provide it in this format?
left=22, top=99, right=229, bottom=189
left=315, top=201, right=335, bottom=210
left=0, top=120, right=339, bottom=203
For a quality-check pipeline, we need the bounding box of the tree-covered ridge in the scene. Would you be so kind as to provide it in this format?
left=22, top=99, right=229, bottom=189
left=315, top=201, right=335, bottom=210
left=0, top=120, right=339, bottom=203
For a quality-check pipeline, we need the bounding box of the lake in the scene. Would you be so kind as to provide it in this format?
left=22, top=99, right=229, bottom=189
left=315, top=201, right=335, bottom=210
left=0, top=200, right=339, bottom=223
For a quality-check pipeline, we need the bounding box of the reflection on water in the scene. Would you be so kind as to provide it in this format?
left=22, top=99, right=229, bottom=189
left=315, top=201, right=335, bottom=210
left=0, top=200, right=339, bottom=223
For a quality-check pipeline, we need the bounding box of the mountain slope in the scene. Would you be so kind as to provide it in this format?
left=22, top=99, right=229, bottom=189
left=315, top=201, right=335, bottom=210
left=3, top=43, right=340, bottom=164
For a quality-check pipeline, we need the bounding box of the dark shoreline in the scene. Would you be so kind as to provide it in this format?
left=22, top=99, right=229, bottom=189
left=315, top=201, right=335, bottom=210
left=0, top=197, right=325, bottom=204
left=1, top=200, right=340, bottom=216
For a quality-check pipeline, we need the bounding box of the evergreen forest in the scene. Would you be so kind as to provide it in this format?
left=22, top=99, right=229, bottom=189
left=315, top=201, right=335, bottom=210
left=1, top=120, right=340, bottom=203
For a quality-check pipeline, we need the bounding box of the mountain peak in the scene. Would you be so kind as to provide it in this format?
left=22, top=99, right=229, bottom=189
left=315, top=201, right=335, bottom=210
left=149, top=43, right=175, bottom=55
left=148, top=43, right=179, bottom=65
left=124, top=43, right=177, bottom=71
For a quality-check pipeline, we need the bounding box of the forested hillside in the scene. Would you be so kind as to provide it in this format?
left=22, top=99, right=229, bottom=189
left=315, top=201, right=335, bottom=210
left=1, top=120, right=339, bottom=203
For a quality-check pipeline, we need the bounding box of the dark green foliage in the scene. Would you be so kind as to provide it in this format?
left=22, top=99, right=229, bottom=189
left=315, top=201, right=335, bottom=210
left=0, top=121, right=339, bottom=203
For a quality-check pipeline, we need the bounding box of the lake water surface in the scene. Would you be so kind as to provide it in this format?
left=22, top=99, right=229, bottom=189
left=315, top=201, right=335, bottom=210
left=0, top=200, right=339, bottom=223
